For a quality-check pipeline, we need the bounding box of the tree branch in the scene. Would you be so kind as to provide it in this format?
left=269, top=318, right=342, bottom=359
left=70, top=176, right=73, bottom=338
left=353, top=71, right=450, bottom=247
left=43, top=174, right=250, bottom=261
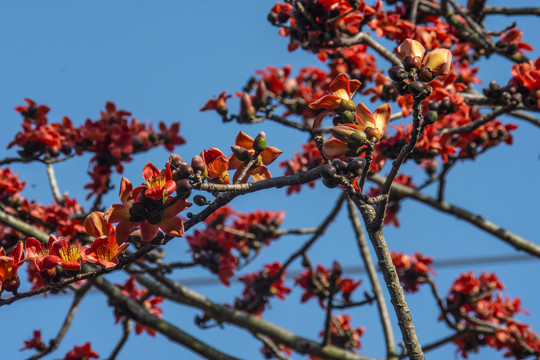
left=369, top=174, right=540, bottom=258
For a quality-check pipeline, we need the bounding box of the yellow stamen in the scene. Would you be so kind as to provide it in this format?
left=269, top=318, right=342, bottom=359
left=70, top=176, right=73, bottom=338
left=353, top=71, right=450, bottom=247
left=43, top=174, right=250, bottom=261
left=59, top=245, right=81, bottom=262
left=96, top=243, right=115, bottom=261
left=145, top=174, right=166, bottom=189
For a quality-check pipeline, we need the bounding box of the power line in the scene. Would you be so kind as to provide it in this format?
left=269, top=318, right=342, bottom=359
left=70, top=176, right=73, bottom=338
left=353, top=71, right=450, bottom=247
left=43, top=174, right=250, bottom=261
left=176, top=253, right=536, bottom=287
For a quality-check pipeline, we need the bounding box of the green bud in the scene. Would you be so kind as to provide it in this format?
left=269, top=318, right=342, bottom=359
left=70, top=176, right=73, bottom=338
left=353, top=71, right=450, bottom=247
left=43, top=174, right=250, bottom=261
left=339, top=99, right=356, bottom=112
left=341, top=110, right=355, bottom=124
left=253, top=131, right=267, bottom=152
left=423, top=111, right=438, bottom=125
left=350, top=130, right=368, bottom=146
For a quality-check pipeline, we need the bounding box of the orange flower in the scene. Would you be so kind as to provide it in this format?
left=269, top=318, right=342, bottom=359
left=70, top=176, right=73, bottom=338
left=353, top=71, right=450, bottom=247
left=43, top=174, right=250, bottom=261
left=309, top=73, right=361, bottom=129
left=0, top=241, right=24, bottom=293
left=323, top=103, right=391, bottom=159
left=81, top=229, right=129, bottom=268
left=104, top=163, right=191, bottom=243
left=201, top=148, right=230, bottom=184
left=49, top=235, right=85, bottom=272
left=422, top=48, right=452, bottom=77
left=200, top=91, right=231, bottom=115
left=228, top=132, right=283, bottom=183
left=25, top=237, right=61, bottom=277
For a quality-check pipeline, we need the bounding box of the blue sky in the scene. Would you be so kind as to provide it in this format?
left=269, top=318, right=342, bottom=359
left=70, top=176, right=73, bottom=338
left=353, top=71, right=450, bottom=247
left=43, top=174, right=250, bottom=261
left=0, top=1, right=538, bottom=359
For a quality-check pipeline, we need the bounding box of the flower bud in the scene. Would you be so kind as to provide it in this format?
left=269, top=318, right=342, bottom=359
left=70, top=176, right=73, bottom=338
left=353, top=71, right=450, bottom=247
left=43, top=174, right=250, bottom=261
left=254, top=80, right=267, bottom=106
left=320, top=163, right=336, bottom=180
left=403, top=56, right=422, bottom=72
left=388, top=66, right=408, bottom=82
left=341, top=110, right=355, bottom=124
left=350, top=130, right=368, bottom=147
left=339, top=99, right=356, bottom=112
left=393, top=81, right=409, bottom=96
left=423, top=111, right=438, bottom=125
left=191, top=155, right=206, bottom=173
left=193, top=195, right=208, bottom=206
left=329, top=125, right=356, bottom=143
left=169, top=154, right=184, bottom=169
left=178, top=163, right=194, bottom=179
left=230, top=145, right=250, bottom=161
left=253, top=131, right=267, bottom=152
left=240, top=92, right=256, bottom=120
left=417, top=67, right=434, bottom=82
left=175, top=178, right=192, bottom=198
left=322, top=177, right=339, bottom=188
left=346, top=157, right=366, bottom=177
left=422, top=48, right=452, bottom=77
left=332, top=158, right=347, bottom=173
left=364, top=127, right=381, bottom=142
left=408, top=81, right=426, bottom=97
left=397, top=39, right=426, bottom=60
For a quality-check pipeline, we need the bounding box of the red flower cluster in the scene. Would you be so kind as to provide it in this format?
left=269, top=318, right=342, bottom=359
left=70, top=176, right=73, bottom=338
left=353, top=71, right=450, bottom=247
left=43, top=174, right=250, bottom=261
left=446, top=272, right=540, bottom=359
left=509, top=56, right=540, bottom=109
left=390, top=252, right=435, bottom=292
left=61, top=342, right=98, bottom=360
left=115, top=277, right=164, bottom=336
left=20, top=330, right=46, bottom=352
left=0, top=167, right=25, bottom=201
left=235, top=262, right=290, bottom=316
left=104, top=162, right=191, bottom=243
left=187, top=206, right=285, bottom=285
left=368, top=174, right=416, bottom=227
left=311, top=314, right=365, bottom=360
left=294, top=262, right=361, bottom=308
left=9, top=100, right=185, bottom=199
left=279, top=141, right=324, bottom=194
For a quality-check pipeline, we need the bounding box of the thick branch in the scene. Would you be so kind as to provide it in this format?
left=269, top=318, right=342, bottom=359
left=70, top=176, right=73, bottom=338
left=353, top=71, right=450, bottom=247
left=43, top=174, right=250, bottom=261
left=483, top=6, right=540, bottom=16
left=131, top=271, right=372, bottom=360
left=347, top=198, right=397, bottom=360
left=91, top=276, right=242, bottom=360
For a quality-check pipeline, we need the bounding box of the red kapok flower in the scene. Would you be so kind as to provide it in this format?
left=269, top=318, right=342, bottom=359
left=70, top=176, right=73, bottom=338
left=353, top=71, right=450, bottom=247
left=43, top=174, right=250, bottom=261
left=62, top=342, right=98, bottom=360
left=49, top=236, right=85, bottom=273
left=200, top=91, right=231, bottom=115
left=228, top=131, right=283, bottom=183
left=24, top=237, right=61, bottom=278
left=309, top=73, right=362, bottom=129
left=81, top=229, right=129, bottom=268
left=0, top=241, right=24, bottom=293
left=104, top=162, right=191, bottom=243
left=201, top=148, right=230, bottom=184
left=20, top=330, right=46, bottom=352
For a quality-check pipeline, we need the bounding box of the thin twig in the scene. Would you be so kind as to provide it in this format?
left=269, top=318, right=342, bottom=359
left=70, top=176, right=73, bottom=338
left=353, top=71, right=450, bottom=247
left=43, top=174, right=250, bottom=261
left=28, top=281, right=93, bottom=360
left=483, top=6, right=540, bottom=16
left=106, top=319, right=132, bottom=360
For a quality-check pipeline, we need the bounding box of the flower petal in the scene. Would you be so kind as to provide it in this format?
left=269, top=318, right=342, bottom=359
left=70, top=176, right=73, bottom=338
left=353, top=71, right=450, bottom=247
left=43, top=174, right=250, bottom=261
left=260, top=146, right=283, bottom=166
left=159, top=216, right=185, bottom=237
left=140, top=221, right=159, bottom=242
left=355, top=102, right=375, bottom=130
left=235, top=131, right=254, bottom=150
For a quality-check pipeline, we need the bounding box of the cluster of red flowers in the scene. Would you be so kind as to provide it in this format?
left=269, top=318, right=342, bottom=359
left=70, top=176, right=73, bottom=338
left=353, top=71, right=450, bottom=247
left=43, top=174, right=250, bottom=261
left=294, top=261, right=361, bottom=308
left=186, top=206, right=285, bottom=286
left=509, top=56, right=540, bottom=109
left=446, top=272, right=540, bottom=359
left=279, top=141, right=324, bottom=194
left=0, top=168, right=86, bottom=249
left=311, top=314, right=365, bottom=360
left=368, top=174, right=416, bottom=227
left=9, top=99, right=185, bottom=199
left=390, top=251, right=435, bottom=293
left=0, top=211, right=132, bottom=295
left=235, top=262, right=290, bottom=316
left=114, top=277, right=164, bottom=336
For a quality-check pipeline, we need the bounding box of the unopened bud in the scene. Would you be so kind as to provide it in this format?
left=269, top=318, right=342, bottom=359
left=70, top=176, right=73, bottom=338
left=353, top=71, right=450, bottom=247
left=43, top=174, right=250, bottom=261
left=341, top=110, right=355, bottom=124
left=191, top=155, right=207, bottom=178
left=397, top=39, right=426, bottom=60
left=330, top=125, right=355, bottom=143
left=393, top=81, right=409, bottom=96
left=320, top=163, right=337, bottom=180
left=403, top=56, right=422, bottom=71
left=339, top=99, right=356, bottom=112
left=350, top=130, right=368, bottom=147
left=346, top=157, right=366, bottom=177
left=253, top=131, right=267, bottom=152
left=388, top=66, right=408, bottom=82
left=364, top=127, right=381, bottom=142
left=423, top=111, right=438, bottom=125
left=408, top=81, right=426, bottom=97
left=231, top=145, right=250, bottom=161
left=422, top=48, right=452, bottom=77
